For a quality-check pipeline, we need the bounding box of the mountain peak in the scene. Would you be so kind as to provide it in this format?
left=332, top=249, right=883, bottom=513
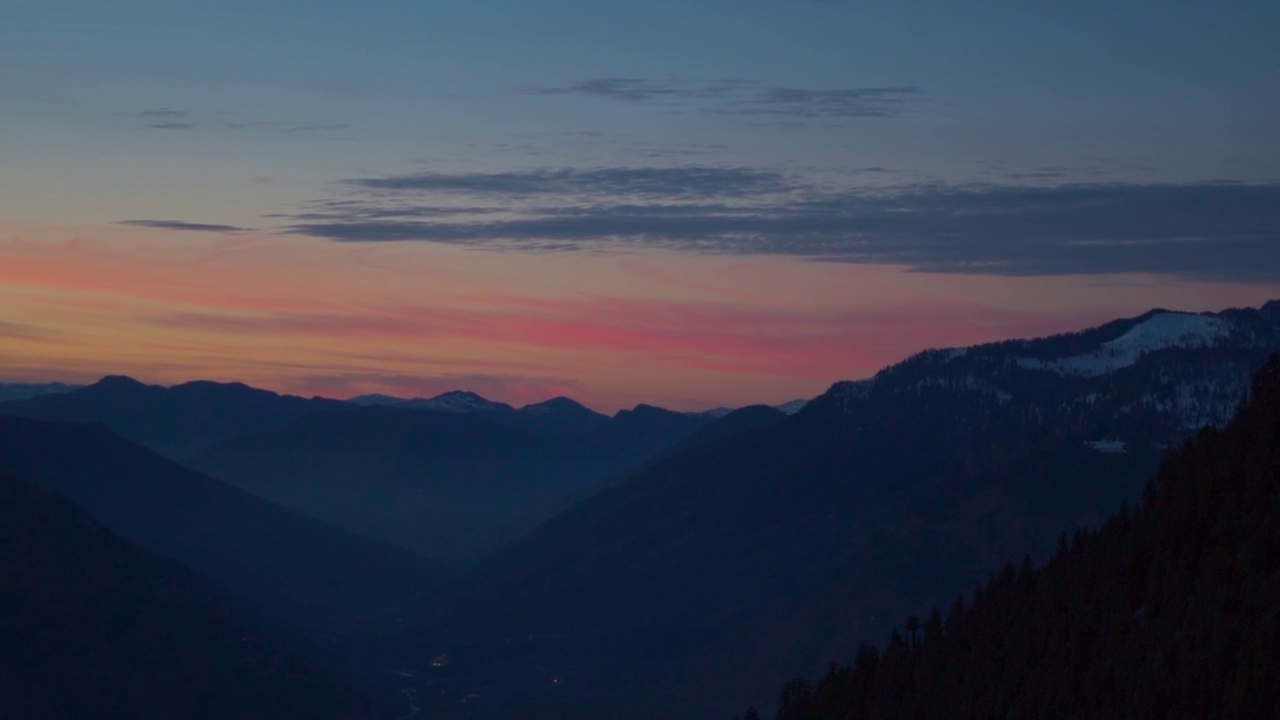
left=432, top=390, right=486, bottom=400
left=347, top=393, right=403, bottom=406
left=419, top=390, right=512, bottom=413
left=615, top=403, right=683, bottom=419
left=520, top=396, right=592, bottom=414
left=175, top=379, right=254, bottom=391
left=94, top=375, right=148, bottom=389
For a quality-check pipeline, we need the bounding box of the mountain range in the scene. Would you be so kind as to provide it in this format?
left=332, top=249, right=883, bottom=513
left=349, top=302, right=1280, bottom=718
left=1, top=301, right=1277, bottom=719
left=0, top=416, right=444, bottom=637
left=0, top=376, right=341, bottom=456
left=348, top=389, right=809, bottom=420
left=0, top=377, right=781, bottom=559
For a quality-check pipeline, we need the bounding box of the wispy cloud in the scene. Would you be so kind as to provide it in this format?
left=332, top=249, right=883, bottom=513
left=138, top=108, right=187, bottom=120
left=520, top=78, right=923, bottom=120
left=284, top=171, right=1280, bottom=282
left=346, top=166, right=793, bottom=199
left=134, top=108, right=195, bottom=130
left=522, top=77, right=752, bottom=103
left=140, top=297, right=892, bottom=378
left=485, top=133, right=732, bottom=161
left=0, top=320, right=64, bottom=342
left=131, top=107, right=352, bottom=137
left=714, top=85, right=922, bottom=118
left=118, top=220, right=247, bottom=233
left=222, top=120, right=353, bottom=135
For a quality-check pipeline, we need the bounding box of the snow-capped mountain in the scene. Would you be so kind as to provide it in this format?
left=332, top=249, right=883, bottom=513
left=1014, top=312, right=1230, bottom=376
left=805, top=301, right=1280, bottom=450
left=412, top=390, right=515, bottom=414
left=347, top=390, right=514, bottom=414
left=774, top=398, right=810, bottom=415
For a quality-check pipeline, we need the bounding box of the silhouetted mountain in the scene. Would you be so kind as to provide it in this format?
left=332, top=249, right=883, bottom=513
left=348, top=389, right=612, bottom=430
left=0, top=474, right=384, bottom=720
left=1, top=373, right=712, bottom=561
left=0, top=376, right=340, bottom=455
left=186, top=401, right=713, bottom=559
left=0, top=380, right=81, bottom=402
left=659, top=405, right=788, bottom=459
left=695, top=399, right=807, bottom=419
left=348, top=393, right=405, bottom=406
left=0, top=417, right=445, bottom=637
left=350, top=390, right=516, bottom=415
left=762, top=355, right=1280, bottom=720
left=514, top=396, right=612, bottom=434
left=358, top=302, right=1280, bottom=718
left=609, top=403, right=711, bottom=449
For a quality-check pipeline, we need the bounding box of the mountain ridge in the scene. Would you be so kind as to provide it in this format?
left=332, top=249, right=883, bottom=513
left=356, top=301, right=1280, bottom=718
left=0, top=377, right=341, bottom=456
left=0, top=415, right=447, bottom=636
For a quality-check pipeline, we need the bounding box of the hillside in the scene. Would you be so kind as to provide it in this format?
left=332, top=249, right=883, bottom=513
left=763, top=355, right=1280, bottom=720
left=0, top=474, right=383, bottom=720
left=0, top=416, right=445, bottom=637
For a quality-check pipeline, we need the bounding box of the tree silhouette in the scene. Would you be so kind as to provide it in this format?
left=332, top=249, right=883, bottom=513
left=904, top=616, right=920, bottom=648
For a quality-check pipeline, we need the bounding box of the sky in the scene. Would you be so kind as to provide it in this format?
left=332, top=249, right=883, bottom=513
left=2, top=1, right=1279, bottom=411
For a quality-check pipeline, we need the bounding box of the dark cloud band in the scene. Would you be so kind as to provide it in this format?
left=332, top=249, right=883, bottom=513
left=521, top=78, right=922, bottom=119
left=286, top=174, right=1280, bottom=282
left=346, top=166, right=792, bottom=199
left=118, top=220, right=246, bottom=233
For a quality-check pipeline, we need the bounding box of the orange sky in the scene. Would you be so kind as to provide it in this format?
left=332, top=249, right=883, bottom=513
left=2, top=222, right=1278, bottom=412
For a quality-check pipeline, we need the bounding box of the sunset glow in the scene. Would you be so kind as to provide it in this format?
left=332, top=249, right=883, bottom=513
left=2, top=2, right=1278, bottom=411
left=2, top=222, right=1274, bottom=411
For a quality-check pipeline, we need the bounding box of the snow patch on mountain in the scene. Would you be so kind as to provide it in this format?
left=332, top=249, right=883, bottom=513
left=775, top=398, right=809, bottom=415
left=347, top=390, right=514, bottom=414
left=421, top=391, right=511, bottom=414
left=1018, top=313, right=1231, bottom=377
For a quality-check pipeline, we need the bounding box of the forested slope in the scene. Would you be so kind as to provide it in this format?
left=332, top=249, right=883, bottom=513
left=760, top=355, right=1280, bottom=720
